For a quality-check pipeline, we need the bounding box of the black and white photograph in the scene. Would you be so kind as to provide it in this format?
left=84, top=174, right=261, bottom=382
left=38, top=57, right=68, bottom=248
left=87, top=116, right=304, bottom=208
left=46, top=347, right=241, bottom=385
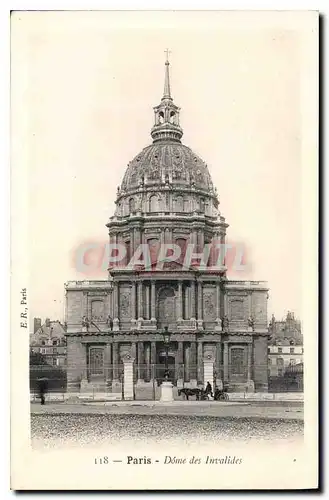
left=10, top=9, right=318, bottom=490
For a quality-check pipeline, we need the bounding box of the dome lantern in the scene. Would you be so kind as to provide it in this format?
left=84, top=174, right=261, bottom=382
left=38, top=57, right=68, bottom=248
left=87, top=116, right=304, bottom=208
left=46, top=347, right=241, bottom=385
left=151, top=52, right=183, bottom=143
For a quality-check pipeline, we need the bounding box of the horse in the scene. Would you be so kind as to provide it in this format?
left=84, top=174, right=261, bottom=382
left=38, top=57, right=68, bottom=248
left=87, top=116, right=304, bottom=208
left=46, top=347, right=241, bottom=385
left=178, top=388, right=202, bottom=401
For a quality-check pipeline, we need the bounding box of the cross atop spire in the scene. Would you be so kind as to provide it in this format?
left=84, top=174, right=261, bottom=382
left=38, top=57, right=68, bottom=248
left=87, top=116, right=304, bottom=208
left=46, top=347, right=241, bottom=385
left=163, top=49, right=172, bottom=100
left=164, top=48, right=171, bottom=62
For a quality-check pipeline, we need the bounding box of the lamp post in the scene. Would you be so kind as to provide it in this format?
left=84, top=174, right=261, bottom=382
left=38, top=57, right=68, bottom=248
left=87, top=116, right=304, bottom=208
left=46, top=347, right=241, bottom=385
left=160, top=325, right=174, bottom=402
left=163, top=326, right=171, bottom=381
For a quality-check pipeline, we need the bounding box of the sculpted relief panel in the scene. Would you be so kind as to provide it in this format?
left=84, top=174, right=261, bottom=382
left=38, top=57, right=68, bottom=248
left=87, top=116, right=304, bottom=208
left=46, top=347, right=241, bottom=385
left=229, top=298, right=245, bottom=321
left=119, top=291, right=131, bottom=320
left=203, top=288, right=216, bottom=321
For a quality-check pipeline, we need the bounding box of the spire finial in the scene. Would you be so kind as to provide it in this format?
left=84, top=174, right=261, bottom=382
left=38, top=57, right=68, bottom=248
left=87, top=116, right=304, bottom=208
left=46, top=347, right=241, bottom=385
left=163, top=48, right=172, bottom=100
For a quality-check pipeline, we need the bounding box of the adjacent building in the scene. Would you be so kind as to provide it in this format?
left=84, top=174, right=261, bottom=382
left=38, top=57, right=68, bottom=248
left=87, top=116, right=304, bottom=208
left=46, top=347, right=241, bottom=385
left=30, top=317, right=67, bottom=367
left=268, top=311, right=303, bottom=377
left=65, top=57, right=270, bottom=395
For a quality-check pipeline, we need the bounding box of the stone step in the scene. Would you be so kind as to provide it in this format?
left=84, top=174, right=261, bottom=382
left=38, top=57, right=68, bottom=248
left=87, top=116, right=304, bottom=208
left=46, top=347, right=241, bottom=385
left=133, top=385, right=186, bottom=401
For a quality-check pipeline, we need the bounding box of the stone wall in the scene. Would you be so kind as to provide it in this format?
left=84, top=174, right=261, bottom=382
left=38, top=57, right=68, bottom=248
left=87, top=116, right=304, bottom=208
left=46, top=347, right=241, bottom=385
left=66, top=337, right=87, bottom=390
left=253, top=335, right=268, bottom=391
left=66, top=291, right=84, bottom=325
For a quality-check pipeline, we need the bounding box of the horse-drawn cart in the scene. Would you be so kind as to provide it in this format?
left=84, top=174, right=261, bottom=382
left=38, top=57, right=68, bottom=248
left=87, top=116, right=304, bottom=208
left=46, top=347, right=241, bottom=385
left=178, top=388, right=229, bottom=401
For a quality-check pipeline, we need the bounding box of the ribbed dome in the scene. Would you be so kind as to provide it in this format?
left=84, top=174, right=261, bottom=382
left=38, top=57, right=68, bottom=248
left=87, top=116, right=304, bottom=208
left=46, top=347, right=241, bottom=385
left=120, top=142, right=214, bottom=194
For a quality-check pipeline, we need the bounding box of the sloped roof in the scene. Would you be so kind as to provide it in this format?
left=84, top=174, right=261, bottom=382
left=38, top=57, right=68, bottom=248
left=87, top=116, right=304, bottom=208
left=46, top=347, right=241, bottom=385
left=31, top=320, right=66, bottom=343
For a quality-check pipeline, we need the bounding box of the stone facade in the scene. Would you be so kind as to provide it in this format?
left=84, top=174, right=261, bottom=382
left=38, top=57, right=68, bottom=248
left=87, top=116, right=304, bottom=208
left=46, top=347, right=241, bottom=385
left=65, top=58, right=269, bottom=393
left=30, top=318, right=66, bottom=367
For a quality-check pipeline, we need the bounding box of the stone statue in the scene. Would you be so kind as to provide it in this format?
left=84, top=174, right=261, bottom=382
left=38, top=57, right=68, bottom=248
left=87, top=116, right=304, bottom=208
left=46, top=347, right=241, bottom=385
left=248, top=316, right=255, bottom=330
left=221, top=315, right=229, bottom=330
left=82, top=316, right=89, bottom=330
left=106, top=314, right=113, bottom=331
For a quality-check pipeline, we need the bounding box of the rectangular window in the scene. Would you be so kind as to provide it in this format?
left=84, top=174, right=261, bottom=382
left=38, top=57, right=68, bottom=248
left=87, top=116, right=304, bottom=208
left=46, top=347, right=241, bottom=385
left=278, top=348, right=282, bottom=354
left=290, top=347, right=294, bottom=354
left=230, top=347, right=245, bottom=375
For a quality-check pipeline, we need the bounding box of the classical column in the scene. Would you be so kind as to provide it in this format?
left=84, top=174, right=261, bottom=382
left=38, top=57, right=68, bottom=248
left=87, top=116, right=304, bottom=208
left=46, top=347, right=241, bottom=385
left=151, top=280, right=156, bottom=321
left=137, top=341, right=144, bottom=382
left=104, top=343, right=112, bottom=383
left=190, top=280, right=196, bottom=321
left=184, top=343, right=190, bottom=382
left=130, top=228, right=135, bottom=256
left=112, top=342, right=119, bottom=381
left=113, top=282, right=119, bottom=330
left=137, top=281, right=143, bottom=321
left=176, top=341, right=183, bottom=385
left=190, top=342, right=197, bottom=383
left=197, top=342, right=203, bottom=384
left=192, top=229, right=198, bottom=250
left=215, top=343, right=223, bottom=390
left=134, top=227, right=142, bottom=252
left=197, top=281, right=203, bottom=328
left=145, top=283, right=150, bottom=320
left=223, top=342, right=229, bottom=384
left=131, top=281, right=136, bottom=326
left=151, top=341, right=157, bottom=381
left=184, top=286, right=190, bottom=320
left=198, top=229, right=204, bottom=252
left=177, top=281, right=183, bottom=321
left=215, top=281, right=221, bottom=330
left=145, top=343, right=151, bottom=382
left=224, top=293, right=228, bottom=317
left=247, top=343, right=252, bottom=381
left=131, top=342, right=137, bottom=382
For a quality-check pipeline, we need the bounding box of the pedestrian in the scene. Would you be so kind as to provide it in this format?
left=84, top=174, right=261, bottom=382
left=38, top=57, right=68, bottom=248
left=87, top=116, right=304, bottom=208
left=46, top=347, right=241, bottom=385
left=205, top=381, right=213, bottom=400
left=37, top=377, right=48, bottom=405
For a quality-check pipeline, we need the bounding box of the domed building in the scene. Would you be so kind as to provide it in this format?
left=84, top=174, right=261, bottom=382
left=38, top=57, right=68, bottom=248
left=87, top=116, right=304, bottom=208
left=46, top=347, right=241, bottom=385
left=65, top=58, right=269, bottom=396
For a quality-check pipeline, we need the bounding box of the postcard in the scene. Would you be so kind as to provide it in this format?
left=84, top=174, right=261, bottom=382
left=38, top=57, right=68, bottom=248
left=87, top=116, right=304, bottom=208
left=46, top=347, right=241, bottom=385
left=11, top=10, right=318, bottom=490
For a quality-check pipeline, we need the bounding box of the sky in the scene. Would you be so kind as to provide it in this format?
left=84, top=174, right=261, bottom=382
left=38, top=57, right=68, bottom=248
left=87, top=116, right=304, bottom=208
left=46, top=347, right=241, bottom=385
left=11, top=11, right=315, bottom=329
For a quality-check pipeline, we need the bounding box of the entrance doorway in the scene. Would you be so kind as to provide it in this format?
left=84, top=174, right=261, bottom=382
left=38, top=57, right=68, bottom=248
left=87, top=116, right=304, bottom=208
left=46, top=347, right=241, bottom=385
left=88, top=346, right=105, bottom=381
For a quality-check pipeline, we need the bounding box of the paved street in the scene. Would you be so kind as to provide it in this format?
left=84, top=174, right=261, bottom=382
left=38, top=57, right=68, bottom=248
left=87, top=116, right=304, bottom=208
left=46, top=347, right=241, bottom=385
left=31, top=400, right=303, bottom=420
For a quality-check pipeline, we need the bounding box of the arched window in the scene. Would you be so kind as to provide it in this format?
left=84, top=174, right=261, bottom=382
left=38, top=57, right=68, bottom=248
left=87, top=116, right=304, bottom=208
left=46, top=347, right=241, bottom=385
left=175, top=238, right=187, bottom=263
left=149, top=195, right=158, bottom=212
left=174, top=196, right=184, bottom=212
left=129, top=197, right=135, bottom=213
left=126, top=240, right=131, bottom=265
left=148, top=238, right=160, bottom=265
left=52, top=339, right=58, bottom=346
left=183, top=198, right=190, bottom=212
left=158, top=111, right=164, bottom=124
left=170, top=111, right=176, bottom=124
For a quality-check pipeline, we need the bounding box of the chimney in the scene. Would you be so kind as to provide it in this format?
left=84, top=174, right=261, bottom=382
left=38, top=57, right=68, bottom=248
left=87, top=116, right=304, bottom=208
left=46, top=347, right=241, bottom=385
left=34, top=317, right=42, bottom=333
left=45, top=318, right=51, bottom=327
